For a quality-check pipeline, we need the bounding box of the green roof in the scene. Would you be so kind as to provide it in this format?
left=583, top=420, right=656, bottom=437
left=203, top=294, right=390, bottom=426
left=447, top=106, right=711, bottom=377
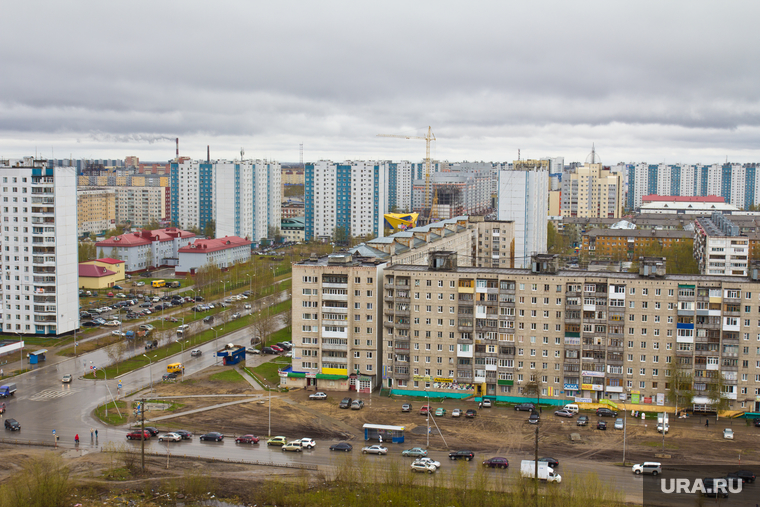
left=316, top=373, right=347, bottom=380
left=287, top=372, right=306, bottom=378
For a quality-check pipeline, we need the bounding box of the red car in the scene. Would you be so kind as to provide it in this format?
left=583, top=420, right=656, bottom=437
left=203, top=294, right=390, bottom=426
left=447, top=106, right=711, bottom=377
left=235, top=434, right=260, bottom=444
left=126, top=430, right=151, bottom=440
left=107, top=292, right=115, bottom=297
left=270, top=345, right=284, bottom=353
left=419, top=405, right=430, bottom=415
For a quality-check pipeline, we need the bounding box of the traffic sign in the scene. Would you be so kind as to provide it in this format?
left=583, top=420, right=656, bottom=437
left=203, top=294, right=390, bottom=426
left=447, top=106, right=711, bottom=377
left=52, top=429, right=56, bottom=434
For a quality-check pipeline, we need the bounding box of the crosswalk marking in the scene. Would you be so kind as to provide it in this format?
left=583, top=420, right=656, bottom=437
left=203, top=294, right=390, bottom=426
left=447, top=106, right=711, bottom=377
left=29, top=388, right=82, bottom=401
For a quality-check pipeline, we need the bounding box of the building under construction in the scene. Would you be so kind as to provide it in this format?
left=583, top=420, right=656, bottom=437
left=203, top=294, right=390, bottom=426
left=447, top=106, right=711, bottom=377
left=412, top=168, right=492, bottom=219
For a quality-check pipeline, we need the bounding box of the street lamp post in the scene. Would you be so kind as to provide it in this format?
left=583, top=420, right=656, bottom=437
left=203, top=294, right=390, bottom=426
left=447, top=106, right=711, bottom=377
left=425, top=390, right=430, bottom=448
left=246, top=274, right=251, bottom=297
left=15, top=332, right=23, bottom=368
left=176, top=340, right=185, bottom=382
left=143, top=354, right=154, bottom=394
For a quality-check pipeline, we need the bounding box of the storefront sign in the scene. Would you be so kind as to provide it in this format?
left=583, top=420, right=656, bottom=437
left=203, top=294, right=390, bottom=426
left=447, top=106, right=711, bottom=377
left=564, top=383, right=579, bottom=390
left=413, top=375, right=431, bottom=382
left=434, top=377, right=453, bottom=383
left=582, top=371, right=605, bottom=378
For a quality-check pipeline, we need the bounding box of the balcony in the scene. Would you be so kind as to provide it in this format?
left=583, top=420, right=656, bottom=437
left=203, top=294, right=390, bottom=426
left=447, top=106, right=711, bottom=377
left=33, top=276, right=56, bottom=284
left=395, top=308, right=410, bottom=317
left=393, top=370, right=410, bottom=379
left=458, top=325, right=473, bottom=333
left=394, top=322, right=410, bottom=330
left=675, top=350, right=693, bottom=357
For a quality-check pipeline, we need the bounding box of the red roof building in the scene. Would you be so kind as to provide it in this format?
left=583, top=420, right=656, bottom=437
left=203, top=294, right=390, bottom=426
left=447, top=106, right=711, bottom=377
left=176, top=236, right=252, bottom=275
left=95, top=228, right=196, bottom=273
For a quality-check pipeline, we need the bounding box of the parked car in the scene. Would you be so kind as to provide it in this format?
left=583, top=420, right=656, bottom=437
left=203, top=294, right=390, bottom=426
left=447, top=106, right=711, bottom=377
left=261, top=347, right=277, bottom=354
left=162, top=372, right=178, bottom=381
left=435, top=407, right=446, bottom=417
left=538, top=457, right=559, bottom=468
left=724, top=428, right=734, bottom=439
left=657, top=423, right=670, bottom=434
left=452, top=408, right=462, bottom=417
left=419, top=405, right=430, bottom=415
left=282, top=441, right=303, bottom=452
left=293, top=438, right=316, bottom=449
left=62, top=374, right=72, bottom=383
left=596, top=407, right=618, bottom=418
left=362, top=445, right=388, bottom=455
left=190, top=349, right=202, bottom=357
left=482, top=399, right=492, bottom=408
left=245, top=348, right=260, bottom=355
left=597, top=420, right=607, bottom=430
left=577, top=415, right=589, bottom=426
left=330, top=442, right=353, bottom=452
left=483, top=457, right=509, bottom=469
left=554, top=409, right=574, bottom=418
left=202, top=316, right=214, bottom=324
left=126, top=430, right=150, bottom=440
left=632, top=462, right=662, bottom=475
left=235, top=434, right=260, bottom=444
left=158, top=432, right=182, bottom=442
left=401, top=403, right=412, bottom=412
left=410, top=461, right=437, bottom=473
left=82, top=321, right=100, bottom=327
left=339, top=397, right=353, bottom=409
left=448, top=450, right=475, bottom=461
left=112, top=331, right=126, bottom=337
left=143, top=427, right=159, bottom=436
left=4, top=419, right=21, bottom=431
left=528, top=411, right=540, bottom=424
left=174, top=430, right=193, bottom=440
left=199, top=432, right=224, bottom=442
left=231, top=313, right=241, bottom=320
left=309, top=392, right=328, bottom=400
left=267, top=436, right=288, bottom=446
left=402, top=447, right=428, bottom=458
left=270, top=345, right=284, bottom=353
left=614, top=418, right=625, bottom=430
left=351, top=400, right=364, bottom=410
left=727, top=470, right=756, bottom=483
left=514, top=403, right=535, bottom=412
left=466, top=409, right=477, bottom=418
left=753, top=418, right=760, bottom=427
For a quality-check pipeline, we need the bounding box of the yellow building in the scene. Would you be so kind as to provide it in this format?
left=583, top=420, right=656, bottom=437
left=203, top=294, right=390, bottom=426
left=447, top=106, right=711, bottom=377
left=77, top=188, right=116, bottom=237
left=560, top=147, right=623, bottom=219
left=78, top=258, right=126, bottom=289
left=548, top=190, right=561, bottom=216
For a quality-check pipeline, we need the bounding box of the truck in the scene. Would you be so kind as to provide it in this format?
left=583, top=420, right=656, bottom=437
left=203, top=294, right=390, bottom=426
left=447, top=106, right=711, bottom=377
left=168, top=281, right=181, bottom=288
left=520, top=460, right=562, bottom=483
left=125, top=330, right=135, bottom=340
left=0, top=383, right=17, bottom=398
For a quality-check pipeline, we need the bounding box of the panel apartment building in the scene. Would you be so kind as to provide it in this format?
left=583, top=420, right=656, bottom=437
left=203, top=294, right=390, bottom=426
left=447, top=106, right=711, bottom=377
left=77, top=188, right=116, bottom=236
left=170, top=159, right=281, bottom=241
left=0, top=158, right=78, bottom=336
left=560, top=150, right=623, bottom=219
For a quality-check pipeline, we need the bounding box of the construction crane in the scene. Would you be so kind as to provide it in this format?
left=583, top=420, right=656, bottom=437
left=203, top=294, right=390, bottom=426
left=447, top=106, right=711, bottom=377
left=377, top=126, right=437, bottom=223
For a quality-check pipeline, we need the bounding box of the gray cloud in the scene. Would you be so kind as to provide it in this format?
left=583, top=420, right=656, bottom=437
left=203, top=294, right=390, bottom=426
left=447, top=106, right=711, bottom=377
left=1, top=1, right=759, bottom=163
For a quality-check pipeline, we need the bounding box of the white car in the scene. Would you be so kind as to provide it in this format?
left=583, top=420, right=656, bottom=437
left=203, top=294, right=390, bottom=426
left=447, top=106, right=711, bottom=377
left=136, top=281, right=145, bottom=287
left=294, top=438, right=316, bottom=449
left=452, top=408, right=462, bottom=417
left=413, top=457, right=441, bottom=469
left=656, top=423, right=669, bottom=434
left=103, top=321, right=121, bottom=327
left=178, top=324, right=190, bottom=331
left=245, top=348, right=260, bottom=355
left=723, top=428, right=734, bottom=439
left=410, top=461, right=437, bottom=473
left=362, top=445, right=388, bottom=455
left=111, top=331, right=126, bottom=337
left=152, top=297, right=160, bottom=303
left=158, top=432, right=182, bottom=442
left=309, top=392, right=328, bottom=400
left=190, top=349, right=202, bottom=357
left=62, top=374, right=73, bottom=383
left=244, top=304, right=252, bottom=310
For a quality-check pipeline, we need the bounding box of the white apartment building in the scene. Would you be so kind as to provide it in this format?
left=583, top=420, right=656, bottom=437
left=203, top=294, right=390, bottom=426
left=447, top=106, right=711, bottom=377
left=95, top=228, right=195, bottom=272
left=0, top=158, right=78, bottom=336
left=214, top=160, right=281, bottom=243
left=497, top=165, right=549, bottom=268
left=170, top=160, right=214, bottom=232
left=304, top=161, right=387, bottom=241
left=175, top=236, right=252, bottom=275
left=386, top=161, right=413, bottom=212
left=114, top=186, right=169, bottom=228
left=694, top=214, right=751, bottom=276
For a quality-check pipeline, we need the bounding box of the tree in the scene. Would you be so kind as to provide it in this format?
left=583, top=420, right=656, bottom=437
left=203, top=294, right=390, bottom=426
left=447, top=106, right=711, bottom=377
left=194, top=262, right=223, bottom=299
left=109, top=247, right=121, bottom=261
left=203, top=219, right=216, bottom=238
left=78, top=241, right=96, bottom=263
left=667, top=359, right=695, bottom=415
left=105, top=340, right=127, bottom=375
left=333, top=226, right=350, bottom=246
left=547, top=222, right=568, bottom=255
left=706, top=371, right=731, bottom=419
left=144, top=219, right=160, bottom=231
left=98, top=248, right=106, bottom=259
left=104, top=225, right=125, bottom=239
left=145, top=248, right=153, bottom=270
left=251, top=311, right=275, bottom=346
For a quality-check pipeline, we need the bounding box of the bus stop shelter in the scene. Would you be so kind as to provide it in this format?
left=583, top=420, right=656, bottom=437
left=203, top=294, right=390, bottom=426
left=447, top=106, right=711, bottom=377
left=363, top=424, right=405, bottom=444
left=29, top=349, right=47, bottom=365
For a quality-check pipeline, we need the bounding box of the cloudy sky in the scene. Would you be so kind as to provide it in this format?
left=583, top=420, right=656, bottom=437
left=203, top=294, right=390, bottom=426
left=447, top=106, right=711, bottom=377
left=2, top=1, right=759, bottom=164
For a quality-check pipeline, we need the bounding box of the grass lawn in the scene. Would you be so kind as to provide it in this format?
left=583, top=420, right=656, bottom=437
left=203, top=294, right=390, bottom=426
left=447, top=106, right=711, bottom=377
left=251, top=361, right=288, bottom=386
left=94, top=400, right=130, bottom=426
left=209, top=369, right=246, bottom=383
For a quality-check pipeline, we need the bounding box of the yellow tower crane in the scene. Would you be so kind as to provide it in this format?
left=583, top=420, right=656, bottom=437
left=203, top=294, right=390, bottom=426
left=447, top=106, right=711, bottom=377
left=377, top=126, right=437, bottom=223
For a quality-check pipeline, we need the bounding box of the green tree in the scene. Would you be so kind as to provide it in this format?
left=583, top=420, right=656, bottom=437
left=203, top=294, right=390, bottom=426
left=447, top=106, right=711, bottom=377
left=706, top=371, right=731, bottom=419
left=667, top=360, right=695, bottom=415
left=98, top=248, right=105, bottom=259
left=104, top=225, right=125, bottom=239
left=203, top=219, right=216, bottom=238
left=78, top=242, right=96, bottom=263
left=109, top=247, right=120, bottom=261
left=663, top=240, right=699, bottom=275
left=144, top=219, right=160, bottom=231
left=333, top=225, right=350, bottom=245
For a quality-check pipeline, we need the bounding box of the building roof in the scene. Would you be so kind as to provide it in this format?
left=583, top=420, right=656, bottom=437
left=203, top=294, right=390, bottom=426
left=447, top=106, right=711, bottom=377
left=586, top=229, right=692, bottom=239
left=96, top=227, right=195, bottom=248
left=178, top=236, right=252, bottom=254
left=642, top=195, right=725, bottom=203
left=79, top=264, right=116, bottom=278
left=95, top=257, right=125, bottom=265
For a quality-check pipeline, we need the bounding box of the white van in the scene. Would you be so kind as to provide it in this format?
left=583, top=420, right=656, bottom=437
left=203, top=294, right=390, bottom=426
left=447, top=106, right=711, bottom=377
left=562, top=404, right=579, bottom=415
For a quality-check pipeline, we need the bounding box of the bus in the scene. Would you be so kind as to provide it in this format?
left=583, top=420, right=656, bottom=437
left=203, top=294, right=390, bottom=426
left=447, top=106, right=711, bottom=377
left=152, top=280, right=166, bottom=288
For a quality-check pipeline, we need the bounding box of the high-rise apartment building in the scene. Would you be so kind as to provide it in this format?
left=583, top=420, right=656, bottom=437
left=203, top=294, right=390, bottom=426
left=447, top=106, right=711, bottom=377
left=170, top=159, right=281, bottom=240
left=114, top=186, right=169, bottom=228
left=472, top=220, right=516, bottom=268
left=378, top=252, right=760, bottom=413
left=214, top=161, right=281, bottom=242
left=77, top=188, right=116, bottom=237
left=412, top=168, right=492, bottom=219
left=0, top=158, right=78, bottom=336
left=387, top=161, right=413, bottom=212
left=497, top=160, right=549, bottom=268
left=627, top=162, right=760, bottom=211
left=694, top=213, right=753, bottom=276
left=561, top=149, right=623, bottom=219
left=304, top=161, right=387, bottom=241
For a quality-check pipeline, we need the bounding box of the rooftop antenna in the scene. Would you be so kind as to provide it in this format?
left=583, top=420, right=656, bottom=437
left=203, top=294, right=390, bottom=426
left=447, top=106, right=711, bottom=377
left=240, top=148, right=245, bottom=161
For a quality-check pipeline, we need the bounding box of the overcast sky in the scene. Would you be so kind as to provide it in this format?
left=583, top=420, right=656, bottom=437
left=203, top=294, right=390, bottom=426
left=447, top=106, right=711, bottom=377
left=2, top=1, right=759, bottom=165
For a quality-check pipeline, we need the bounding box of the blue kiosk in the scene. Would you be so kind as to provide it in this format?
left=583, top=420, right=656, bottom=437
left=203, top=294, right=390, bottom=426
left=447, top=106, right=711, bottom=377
left=29, top=349, right=47, bottom=365
left=363, top=423, right=405, bottom=443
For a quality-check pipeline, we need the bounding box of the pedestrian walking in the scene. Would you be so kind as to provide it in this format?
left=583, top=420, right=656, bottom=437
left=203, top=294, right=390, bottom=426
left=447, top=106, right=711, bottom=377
left=478, top=402, right=482, bottom=409
left=705, top=419, right=709, bottom=427
left=1, top=368, right=4, bottom=377
left=90, top=428, right=94, bottom=439
left=95, top=429, right=98, bottom=439
left=74, top=434, right=79, bottom=444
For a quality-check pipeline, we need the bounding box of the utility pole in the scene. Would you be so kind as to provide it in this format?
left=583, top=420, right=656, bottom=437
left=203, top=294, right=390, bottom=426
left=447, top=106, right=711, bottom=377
left=534, top=424, right=539, bottom=507
left=141, top=398, right=146, bottom=472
